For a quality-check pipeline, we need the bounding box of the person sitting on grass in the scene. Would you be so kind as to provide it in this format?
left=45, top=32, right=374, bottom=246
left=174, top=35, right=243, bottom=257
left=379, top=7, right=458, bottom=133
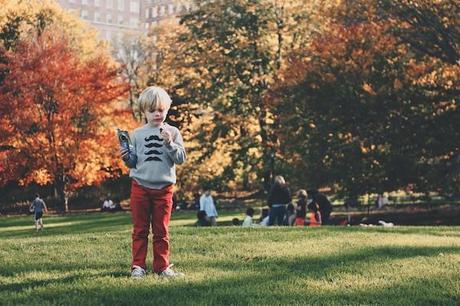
left=196, top=210, right=211, bottom=227
left=259, top=208, right=270, bottom=226
left=29, top=194, right=48, bottom=232
left=294, top=190, right=308, bottom=226
left=308, top=189, right=332, bottom=225
left=102, top=197, right=114, bottom=212
left=294, top=207, right=306, bottom=226
left=242, top=207, right=255, bottom=227
left=232, top=218, right=241, bottom=226
left=307, top=199, right=322, bottom=227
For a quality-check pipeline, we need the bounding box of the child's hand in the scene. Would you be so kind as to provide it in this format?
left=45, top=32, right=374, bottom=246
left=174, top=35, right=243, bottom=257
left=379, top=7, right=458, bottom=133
left=160, top=129, right=173, bottom=144
left=120, top=147, right=130, bottom=160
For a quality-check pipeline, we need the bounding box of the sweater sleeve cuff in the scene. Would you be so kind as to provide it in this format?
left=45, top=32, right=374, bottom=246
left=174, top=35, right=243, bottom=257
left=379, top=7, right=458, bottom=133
left=164, top=141, right=179, bottom=151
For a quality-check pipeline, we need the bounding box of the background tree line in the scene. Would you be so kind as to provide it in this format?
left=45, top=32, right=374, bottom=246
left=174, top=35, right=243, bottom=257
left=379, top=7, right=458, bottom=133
left=0, top=0, right=458, bottom=211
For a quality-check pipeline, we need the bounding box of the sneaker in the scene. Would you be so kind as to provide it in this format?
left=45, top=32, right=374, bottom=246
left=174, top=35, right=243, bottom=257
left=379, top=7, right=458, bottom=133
left=131, top=265, right=146, bottom=278
left=159, top=264, right=184, bottom=278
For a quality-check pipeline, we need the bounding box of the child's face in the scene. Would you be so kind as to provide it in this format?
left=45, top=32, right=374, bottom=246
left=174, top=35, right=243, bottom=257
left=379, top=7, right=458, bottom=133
left=144, top=106, right=168, bottom=127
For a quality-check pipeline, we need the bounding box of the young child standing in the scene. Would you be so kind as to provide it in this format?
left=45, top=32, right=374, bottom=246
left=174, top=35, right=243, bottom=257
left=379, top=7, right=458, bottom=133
left=120, top=86, right=186, bottom=278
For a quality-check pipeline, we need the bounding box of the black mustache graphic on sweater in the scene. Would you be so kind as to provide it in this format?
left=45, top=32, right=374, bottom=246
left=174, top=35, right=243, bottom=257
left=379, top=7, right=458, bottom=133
left=145, top=149, right=163, bottom=155
left=145, top=142, right=163, bottom=148
left=144, top=135, right=163, bottom=162
left=145, top=135, right=162, bottom=142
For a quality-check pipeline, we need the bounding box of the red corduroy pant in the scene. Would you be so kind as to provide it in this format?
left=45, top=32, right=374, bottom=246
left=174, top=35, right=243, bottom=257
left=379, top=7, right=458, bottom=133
left=130, top=179, right=173, bottom=273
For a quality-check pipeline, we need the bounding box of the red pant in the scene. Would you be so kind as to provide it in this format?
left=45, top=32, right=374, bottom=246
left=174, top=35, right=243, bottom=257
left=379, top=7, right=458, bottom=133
left=130, top=179, right=173, bottom=273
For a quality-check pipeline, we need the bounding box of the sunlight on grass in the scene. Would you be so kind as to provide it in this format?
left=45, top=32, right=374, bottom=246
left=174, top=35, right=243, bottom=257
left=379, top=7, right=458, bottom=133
left=0, top=212, right=459, bottom=305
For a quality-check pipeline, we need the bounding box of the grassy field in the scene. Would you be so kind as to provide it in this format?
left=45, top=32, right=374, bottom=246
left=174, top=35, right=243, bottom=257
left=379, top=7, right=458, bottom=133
left=0, top=211, right=459, bottom=305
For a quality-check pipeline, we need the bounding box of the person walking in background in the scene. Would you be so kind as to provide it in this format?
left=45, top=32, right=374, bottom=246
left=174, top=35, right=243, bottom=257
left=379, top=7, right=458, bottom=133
left=200, top=187, right=218, bottom=226
left=267, top=175, right=291, bottom=226
left=30, top=194, right=48, bottom=232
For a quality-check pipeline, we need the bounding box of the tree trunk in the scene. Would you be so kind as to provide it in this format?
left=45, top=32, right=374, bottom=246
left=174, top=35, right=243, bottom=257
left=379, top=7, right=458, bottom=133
left=53, top=170, right=67, bottom=213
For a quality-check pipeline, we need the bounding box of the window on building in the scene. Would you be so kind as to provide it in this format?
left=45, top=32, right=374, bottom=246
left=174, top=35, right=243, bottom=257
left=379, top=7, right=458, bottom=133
left=159, top=5, right=165, bottom=16
left=168, top=4, right=174, bottom=15
left=82, top=0, right=88, bottom=5
left=107, top=13, right=113, bottom=24
left=152, top=6, right=158, bottom=17
left=145, top=9, right=149, bottom=19
left=130, top=16, right=139, bottom=27
left=118, top=15, right=124, bottom=25
left=81, top=9, right=89, bottom=19
left=94, top=0, right=100, bottom=6
left=130, top=1, right=139, bottom=13
left=95, top=11, right=101, bottom=22
left=118, top=0, right=124, bottom=11
left=107, top=0, right=113, bottom=9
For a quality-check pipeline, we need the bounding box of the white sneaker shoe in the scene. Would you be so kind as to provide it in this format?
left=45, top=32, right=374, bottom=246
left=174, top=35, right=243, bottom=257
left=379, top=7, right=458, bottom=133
left=131, top=265, right=146, bottom=278
left=159, top=264, right=184, bottom=278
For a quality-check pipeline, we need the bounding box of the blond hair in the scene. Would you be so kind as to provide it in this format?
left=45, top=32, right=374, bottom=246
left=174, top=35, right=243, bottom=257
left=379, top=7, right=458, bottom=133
left=274, top=175, right=285, bottom=186
left=297, top=189, right=307, bottom=198
left=138, top=86, right=172, bottom=113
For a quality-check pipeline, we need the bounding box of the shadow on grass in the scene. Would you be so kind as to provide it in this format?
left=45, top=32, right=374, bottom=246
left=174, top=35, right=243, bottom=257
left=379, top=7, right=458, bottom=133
left=0, top=211, right=245, bottom=238
left=2, top=245, right=459, bottom=305
left=0, top=212, right=132, bottom=239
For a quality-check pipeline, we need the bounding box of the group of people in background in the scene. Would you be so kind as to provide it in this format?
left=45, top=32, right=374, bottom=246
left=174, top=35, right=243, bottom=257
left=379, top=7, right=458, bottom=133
left=265, top=175, right=333, bottom=227
left=196, top=175, right=333, bottom=227
left=239, top=177, right=332, bottom=228
left=101, top=197, right=123, bottom=212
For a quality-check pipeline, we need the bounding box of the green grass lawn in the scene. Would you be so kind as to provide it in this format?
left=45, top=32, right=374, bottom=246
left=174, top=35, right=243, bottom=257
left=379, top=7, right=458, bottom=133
left=0, top=211, right=459, bottom=305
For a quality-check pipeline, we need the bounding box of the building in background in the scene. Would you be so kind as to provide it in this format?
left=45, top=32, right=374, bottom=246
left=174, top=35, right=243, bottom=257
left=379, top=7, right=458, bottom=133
left=57, top=0, right=144, bottom=49
left=142, top=0, right=193, bottom=31
left=57, top=0, right=194, bottom=48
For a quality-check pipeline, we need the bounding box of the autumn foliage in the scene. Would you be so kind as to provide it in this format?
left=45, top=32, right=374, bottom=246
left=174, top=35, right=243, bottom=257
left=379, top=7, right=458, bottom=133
left=1, top=0, right=458, bottom=207
left=0, top=27, right=132, bottom=209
